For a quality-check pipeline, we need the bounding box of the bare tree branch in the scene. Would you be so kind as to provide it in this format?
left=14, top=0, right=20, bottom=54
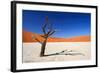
left=46, top=29, right=52, bottom=36
left=34, top=38, right=43, bottom=44
left=41, top=16, right=56, bottom=38
left=42, top=16, right=49, bottom=34
left=48, top=30, right=56, bottom=36
left=32, top=35, right=43, bottom=44
left=42, top=26, right=46, bottom=34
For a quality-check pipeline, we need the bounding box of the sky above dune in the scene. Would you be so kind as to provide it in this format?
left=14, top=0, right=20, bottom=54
left=23, top=10, right=91, bottom=38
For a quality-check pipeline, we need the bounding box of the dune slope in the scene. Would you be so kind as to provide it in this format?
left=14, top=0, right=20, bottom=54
left=23, top=31, right=90, bottom=42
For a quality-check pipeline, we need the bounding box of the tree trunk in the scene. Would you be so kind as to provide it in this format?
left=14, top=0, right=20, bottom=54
left=40, top=38, right=47, bottom=57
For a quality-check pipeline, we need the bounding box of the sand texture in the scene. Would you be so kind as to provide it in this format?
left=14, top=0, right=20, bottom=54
left=23, top=42, right=91, bottom=63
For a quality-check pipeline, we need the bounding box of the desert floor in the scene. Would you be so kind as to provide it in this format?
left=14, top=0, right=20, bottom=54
left=23, top=42, right=91, bottom=63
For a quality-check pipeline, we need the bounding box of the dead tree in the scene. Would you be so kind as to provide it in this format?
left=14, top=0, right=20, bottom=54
left=40, top=16, right=56, bottom=57
left=32, top=16, right=84, bottom=57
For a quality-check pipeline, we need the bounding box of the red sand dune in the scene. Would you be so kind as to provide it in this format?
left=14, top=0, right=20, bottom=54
left=23, top=31, right=91, bottom=42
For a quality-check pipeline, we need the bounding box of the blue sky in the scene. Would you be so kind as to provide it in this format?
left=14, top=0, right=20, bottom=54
left=23, top=10, right=91, bottom=38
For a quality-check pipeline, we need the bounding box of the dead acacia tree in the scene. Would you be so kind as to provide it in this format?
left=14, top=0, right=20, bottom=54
left=40, top=16, right=56, bottom=57
left=32, top=16, right=84, bottom=57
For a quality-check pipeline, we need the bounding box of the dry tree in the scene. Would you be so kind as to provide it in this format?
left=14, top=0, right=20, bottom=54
left=40, top=16, right=56, bottom=57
